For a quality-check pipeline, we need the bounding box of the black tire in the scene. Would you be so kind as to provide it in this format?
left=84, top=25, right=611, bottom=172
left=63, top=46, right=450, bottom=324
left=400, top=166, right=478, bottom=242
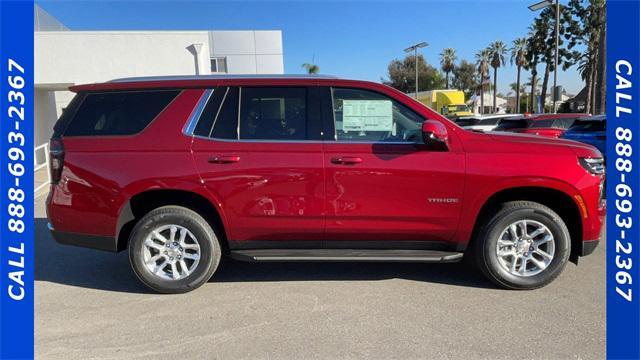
left=128, top=206, right=221, bottom=294
left=473, top=201, right=570, bottom=290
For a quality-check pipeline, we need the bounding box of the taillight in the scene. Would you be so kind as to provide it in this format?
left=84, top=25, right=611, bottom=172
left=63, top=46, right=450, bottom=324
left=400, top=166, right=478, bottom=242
left=49, top=138, right=65, bottom=184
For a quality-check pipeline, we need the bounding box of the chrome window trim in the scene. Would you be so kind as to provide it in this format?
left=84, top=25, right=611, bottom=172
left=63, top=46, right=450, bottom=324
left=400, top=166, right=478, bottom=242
left=237, top=87, right=242, bottom=140
left=192, top=134, right=418, bottom=146
left=183, top=89, right=214, bottom=136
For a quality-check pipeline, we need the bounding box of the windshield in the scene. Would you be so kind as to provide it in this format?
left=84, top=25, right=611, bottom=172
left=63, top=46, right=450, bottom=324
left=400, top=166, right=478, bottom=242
left=529, top=118, right=577, bottom=129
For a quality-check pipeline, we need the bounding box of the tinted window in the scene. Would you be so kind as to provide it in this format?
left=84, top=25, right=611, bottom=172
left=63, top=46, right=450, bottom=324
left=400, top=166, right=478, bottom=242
left=455, top=118, right=478, bottom=127
left=194, top=87, right=239, bottom=139
left=494, top=119, right=528, bottom=131
left=64, top=90, right=179, bottom=136
left=212, top=87, right=239, bottom=139
left=552, top=118, right=577, bottom=129
left=332, top=88, right=424, bottom=143
left=239, top=87, right=307, bottom=140
left=52, top=93, right=85, bottom=138
left=528, top=119, right=554, bottom=128
left=569, top=120, right=606, bottom=132
left=194, top=88, right=226, bottom=137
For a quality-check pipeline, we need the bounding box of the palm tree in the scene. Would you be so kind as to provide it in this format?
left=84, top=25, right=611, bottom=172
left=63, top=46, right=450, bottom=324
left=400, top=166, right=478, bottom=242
left=302, top=63, right=320, bottom=74
left=524, top=75, right=541, bottom=112
left=439, top=48, right=457, bottom=89
left=488, top=41, right=507, bottom=114
left=510, top=38, right=528, bottom=114
left=475, top=49, right=491, bottom=114
left=509, top=82, right=526, bottom=113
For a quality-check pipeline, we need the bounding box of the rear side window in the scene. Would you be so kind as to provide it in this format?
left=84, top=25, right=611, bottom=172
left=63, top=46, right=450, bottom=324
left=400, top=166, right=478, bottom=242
left=239, top=87, right=307, bottom=140
left=63, top=90, right=179, bottom=136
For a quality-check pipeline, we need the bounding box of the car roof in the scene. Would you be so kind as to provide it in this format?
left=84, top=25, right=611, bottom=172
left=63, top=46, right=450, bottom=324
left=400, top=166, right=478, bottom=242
left=69, top=74, right=359, bottom=92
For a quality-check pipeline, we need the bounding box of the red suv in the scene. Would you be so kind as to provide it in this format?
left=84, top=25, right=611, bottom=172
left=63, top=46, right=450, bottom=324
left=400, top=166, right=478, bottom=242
left=46, top=75, right=605, bottom=293
left=510, top=113, right=590, bottom=138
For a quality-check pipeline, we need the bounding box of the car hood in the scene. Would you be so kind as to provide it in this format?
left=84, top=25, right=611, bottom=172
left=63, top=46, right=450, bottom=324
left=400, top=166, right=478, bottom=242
left=483, top=131, right=603, bottom=158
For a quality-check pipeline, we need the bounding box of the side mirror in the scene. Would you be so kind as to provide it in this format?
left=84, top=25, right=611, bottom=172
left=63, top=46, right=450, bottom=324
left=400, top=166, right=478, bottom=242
left=422, top=120, right=449, bottom=147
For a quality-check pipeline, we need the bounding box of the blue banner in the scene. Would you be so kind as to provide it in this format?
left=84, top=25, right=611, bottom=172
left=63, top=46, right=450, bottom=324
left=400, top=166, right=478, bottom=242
left=606, top=0, right=640, bottom=359
left=0, top=0, right=35, bottom=359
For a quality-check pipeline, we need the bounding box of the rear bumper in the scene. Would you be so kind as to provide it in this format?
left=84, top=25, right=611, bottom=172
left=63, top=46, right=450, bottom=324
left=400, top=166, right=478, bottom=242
left=581, top=239, right=600, bottom=257
left=49, top=223, right=118, bottom=252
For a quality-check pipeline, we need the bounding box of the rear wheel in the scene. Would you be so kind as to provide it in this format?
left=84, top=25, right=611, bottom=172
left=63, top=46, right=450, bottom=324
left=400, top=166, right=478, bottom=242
left=474, top=201, right=570, bottom=289
left=128, top=206, right=221, bottom=293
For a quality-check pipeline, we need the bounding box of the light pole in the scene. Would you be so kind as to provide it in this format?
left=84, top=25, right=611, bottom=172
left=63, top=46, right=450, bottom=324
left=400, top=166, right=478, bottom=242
left=529, top=0, right=560, bottom=113
left=404, top=42, right=428, bottom=99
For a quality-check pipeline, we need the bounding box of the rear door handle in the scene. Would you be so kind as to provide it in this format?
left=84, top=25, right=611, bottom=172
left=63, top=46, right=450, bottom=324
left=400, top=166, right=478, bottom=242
left=208, top=155, right=240, bottom=164
left=331, top=156, right=363, bottom=165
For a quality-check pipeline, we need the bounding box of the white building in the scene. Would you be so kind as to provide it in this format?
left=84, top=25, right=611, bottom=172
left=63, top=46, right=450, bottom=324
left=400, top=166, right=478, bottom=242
left=467, top=92, right=508, bottom=115
left=34, top=5, right=284, bottom=148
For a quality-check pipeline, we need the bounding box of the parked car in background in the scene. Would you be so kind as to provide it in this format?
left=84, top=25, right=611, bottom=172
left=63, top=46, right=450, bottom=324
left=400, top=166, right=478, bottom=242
left=492, top=117, right=530, bottom=132
left=507, top=113, right=590, bottom=138
left=561, top=115, right=606, bottom=157
left=46, top=75, right=604, bottom=293
left=455, top=114, right=523, bottom=132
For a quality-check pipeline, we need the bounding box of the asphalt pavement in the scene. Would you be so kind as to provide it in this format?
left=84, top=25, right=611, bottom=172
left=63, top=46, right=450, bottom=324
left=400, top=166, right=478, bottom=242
left=35, top=194, right=605, bottom=359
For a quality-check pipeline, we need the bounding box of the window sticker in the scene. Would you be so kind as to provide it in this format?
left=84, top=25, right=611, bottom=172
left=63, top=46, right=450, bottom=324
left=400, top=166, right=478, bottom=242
left=342, top=100, right=393, bottom=132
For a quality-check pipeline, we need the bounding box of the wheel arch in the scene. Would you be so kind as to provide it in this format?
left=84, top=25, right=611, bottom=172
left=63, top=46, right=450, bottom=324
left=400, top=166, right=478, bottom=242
left=115, top=189, right=228, bottom=253
left=466, top=186, right=583, bottom=263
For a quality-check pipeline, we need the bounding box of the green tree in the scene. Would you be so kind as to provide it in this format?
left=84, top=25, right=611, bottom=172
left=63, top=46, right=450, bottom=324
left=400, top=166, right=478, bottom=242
left=529, top=5, right=581, bottom=113
left=566, top=0, right=606, bottom=114
left=488, top=41, right=507, bottom=113
left=525, top=26, right=544, bottom=113
left=475, top=49, right=491, bottom=114
left=452, top=60, right=478, bottom=99
left=302, top=63, right=320, bottom=74
left=510, top=38, right=528, bottom=114
left=439, top=48, right=457, bottom=89
left=509, top=82, right=527, bottom=113
left=383, top=54, right=444, bottom=94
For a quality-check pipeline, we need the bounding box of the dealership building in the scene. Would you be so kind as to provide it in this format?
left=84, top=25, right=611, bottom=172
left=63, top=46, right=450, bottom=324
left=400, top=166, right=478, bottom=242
left=34, top=5, right=284, bottom=151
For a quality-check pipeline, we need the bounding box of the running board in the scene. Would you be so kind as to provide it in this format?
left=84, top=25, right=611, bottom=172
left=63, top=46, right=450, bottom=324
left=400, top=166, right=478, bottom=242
left=230, top=249, right=464, bottom=263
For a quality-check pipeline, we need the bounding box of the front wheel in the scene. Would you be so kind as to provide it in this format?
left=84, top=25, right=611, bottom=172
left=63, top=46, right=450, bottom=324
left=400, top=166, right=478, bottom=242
left=128, top=206, right=221, bottom=294
left=474, top=201, right=571, bottom=290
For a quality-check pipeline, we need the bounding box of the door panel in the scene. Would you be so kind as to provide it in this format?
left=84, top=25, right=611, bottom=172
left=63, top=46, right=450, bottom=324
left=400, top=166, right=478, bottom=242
left=192, top=140, right=325, bottom=242
left=323, top=87, right=465, bottom=246
left=323, top=142, right=464, bottom=244
left=191, top=86, right=325, bottom=245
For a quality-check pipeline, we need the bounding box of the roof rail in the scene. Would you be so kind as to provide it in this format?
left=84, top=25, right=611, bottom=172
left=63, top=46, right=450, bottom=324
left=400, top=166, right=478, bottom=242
left=109, top=74, right=340, bottom=83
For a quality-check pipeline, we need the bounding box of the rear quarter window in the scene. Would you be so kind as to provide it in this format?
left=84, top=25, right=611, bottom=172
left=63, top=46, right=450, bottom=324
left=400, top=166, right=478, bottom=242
left=62, top=90, right=180, bottom=136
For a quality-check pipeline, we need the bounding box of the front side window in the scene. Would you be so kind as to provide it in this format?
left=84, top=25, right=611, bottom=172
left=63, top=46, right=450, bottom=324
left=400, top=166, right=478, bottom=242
left=239, top=87, right=307, bottom=140
left=331, top=88, right=424, bottom=143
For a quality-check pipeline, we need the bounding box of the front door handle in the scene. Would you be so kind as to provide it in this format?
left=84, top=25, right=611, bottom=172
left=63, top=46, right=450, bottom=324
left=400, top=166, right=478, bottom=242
left=208, top=155, right=240, bottom=164
left=331, top=156, right=363, bottom=165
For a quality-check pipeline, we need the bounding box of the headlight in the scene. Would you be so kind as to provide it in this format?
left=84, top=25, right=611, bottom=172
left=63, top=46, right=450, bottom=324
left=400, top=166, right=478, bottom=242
left=579, top=157, right=605, bottom=175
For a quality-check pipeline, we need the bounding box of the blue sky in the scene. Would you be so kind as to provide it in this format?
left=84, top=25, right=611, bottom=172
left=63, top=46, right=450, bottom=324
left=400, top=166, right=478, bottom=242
left=36, top=0, right=584, bottom=95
